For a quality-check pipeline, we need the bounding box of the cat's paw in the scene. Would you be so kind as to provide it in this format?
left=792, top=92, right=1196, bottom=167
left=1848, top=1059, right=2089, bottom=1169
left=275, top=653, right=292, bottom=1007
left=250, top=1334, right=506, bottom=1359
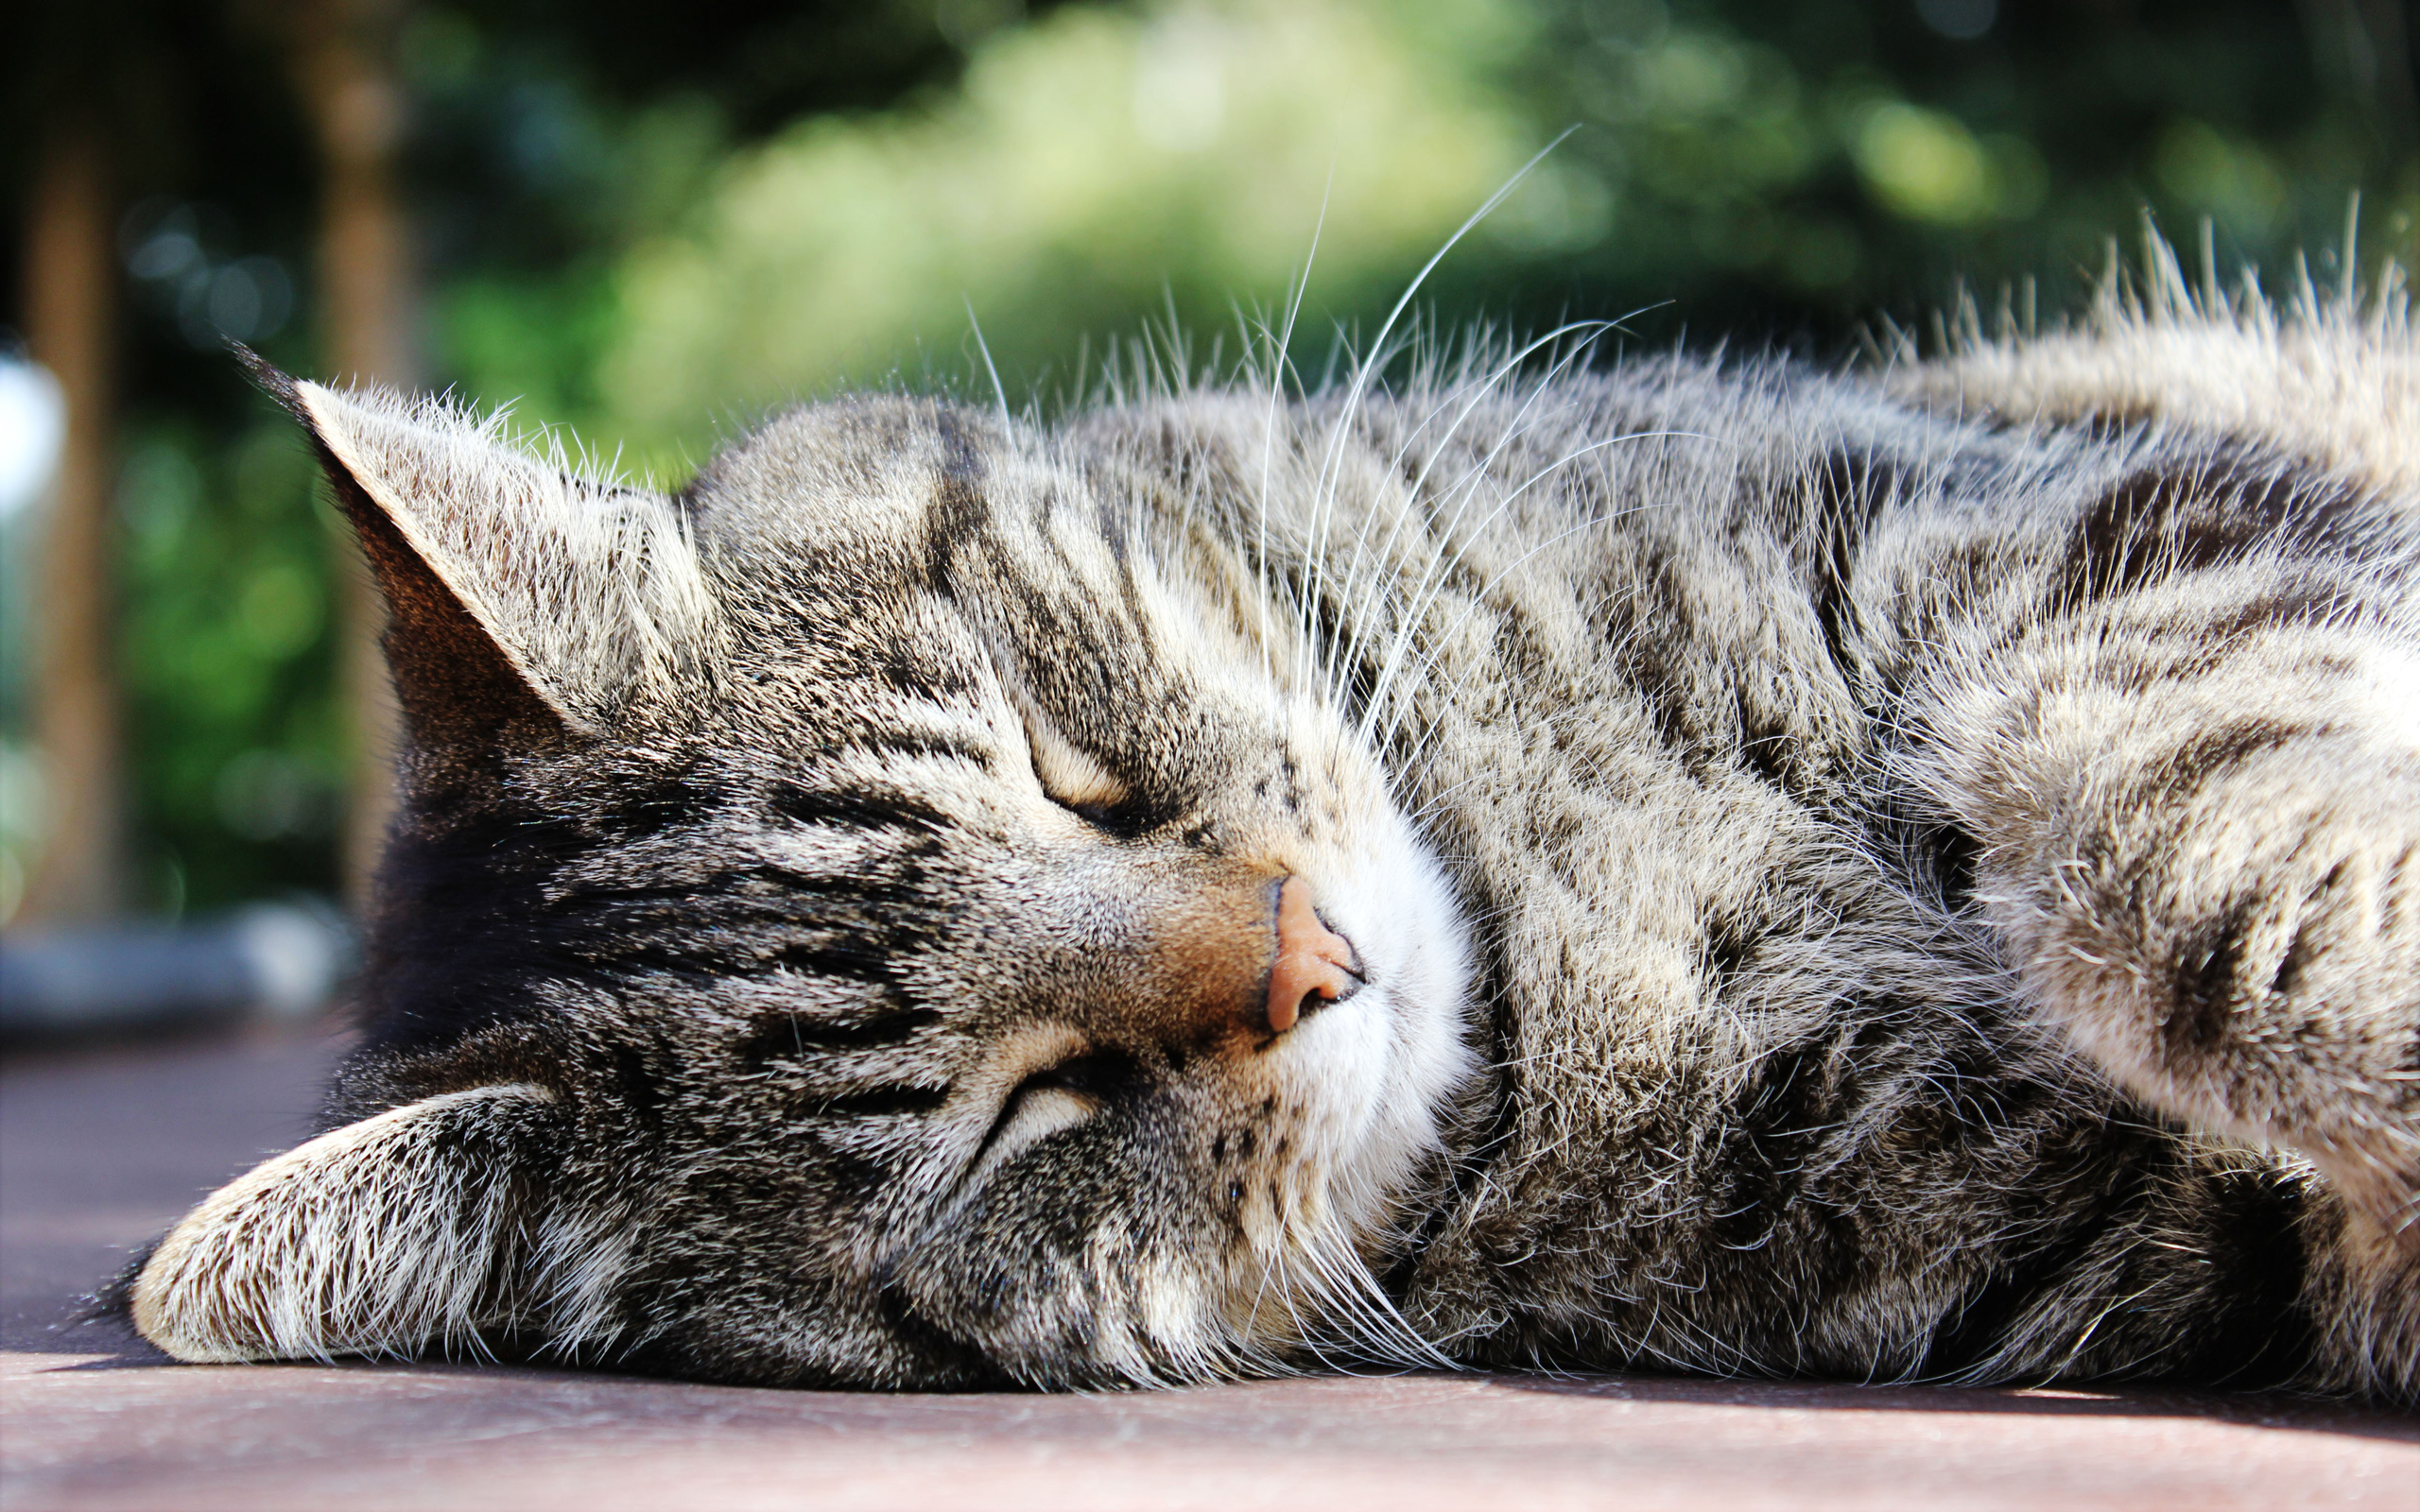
left=2021, top=745, right=2420, bottom=1240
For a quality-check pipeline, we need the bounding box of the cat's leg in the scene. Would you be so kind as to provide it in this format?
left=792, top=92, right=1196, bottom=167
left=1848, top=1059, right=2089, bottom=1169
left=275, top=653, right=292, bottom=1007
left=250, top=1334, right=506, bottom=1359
left=1894, top=471, right=2420, bottom=1400
left=1908, top=568, right=2420, bottom=1237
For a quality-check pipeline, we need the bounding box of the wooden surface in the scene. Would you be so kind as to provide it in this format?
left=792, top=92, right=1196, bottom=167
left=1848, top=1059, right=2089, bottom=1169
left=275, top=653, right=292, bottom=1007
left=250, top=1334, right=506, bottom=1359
left=5, top=1027, right=2415, bottom=1512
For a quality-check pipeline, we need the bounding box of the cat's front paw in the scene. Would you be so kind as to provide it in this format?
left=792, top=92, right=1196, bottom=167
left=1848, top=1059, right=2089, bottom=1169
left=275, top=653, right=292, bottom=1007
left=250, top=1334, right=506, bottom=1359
left=2021, top=747, right=2420, bottom=1240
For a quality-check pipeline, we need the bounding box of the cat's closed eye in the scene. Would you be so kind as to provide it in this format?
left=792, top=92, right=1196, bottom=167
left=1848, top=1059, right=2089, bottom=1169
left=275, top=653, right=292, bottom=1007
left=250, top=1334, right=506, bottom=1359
left=1009, top=1047, right=1147, bottom=1112
left=1019, top=700, right=1143, bottom=833
left=972, top=1047, right=1149, bottom=1176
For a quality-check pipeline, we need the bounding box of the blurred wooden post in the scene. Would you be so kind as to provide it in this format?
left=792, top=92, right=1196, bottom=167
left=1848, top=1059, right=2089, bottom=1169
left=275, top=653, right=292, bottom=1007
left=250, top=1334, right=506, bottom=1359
left=17, top=113, right=128, bottom=924
left=289, top=0, right=415, bottom=910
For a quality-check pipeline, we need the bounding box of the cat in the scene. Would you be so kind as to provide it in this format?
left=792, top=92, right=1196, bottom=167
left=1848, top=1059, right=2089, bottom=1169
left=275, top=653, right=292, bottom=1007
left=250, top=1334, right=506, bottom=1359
left=115, top=249, right=2419, bottom=1401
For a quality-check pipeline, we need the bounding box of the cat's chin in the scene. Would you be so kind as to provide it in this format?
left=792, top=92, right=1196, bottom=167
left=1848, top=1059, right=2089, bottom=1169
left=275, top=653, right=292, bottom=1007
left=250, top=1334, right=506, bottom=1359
left=1215, top=828, right=1477, bottom=1361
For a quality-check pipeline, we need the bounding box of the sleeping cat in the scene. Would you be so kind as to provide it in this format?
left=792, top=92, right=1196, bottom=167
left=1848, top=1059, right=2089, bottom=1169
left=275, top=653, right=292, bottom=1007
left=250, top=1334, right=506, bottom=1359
left=119, top=260, right=2418, bottom=1400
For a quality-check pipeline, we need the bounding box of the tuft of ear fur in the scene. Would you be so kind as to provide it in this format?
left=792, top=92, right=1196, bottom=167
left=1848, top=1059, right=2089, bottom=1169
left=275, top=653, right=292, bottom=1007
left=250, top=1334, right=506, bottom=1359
left=246, top=351, right=718, bottom=738
left=130, top=1086, right=561, bottom=1365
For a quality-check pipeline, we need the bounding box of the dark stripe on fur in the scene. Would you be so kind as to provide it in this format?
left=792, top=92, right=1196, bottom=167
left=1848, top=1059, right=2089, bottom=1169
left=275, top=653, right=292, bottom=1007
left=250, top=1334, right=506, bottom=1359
left=767, top=937, right=903, bottom=987
left=2155, top=717, right=2315, bottom=794
left=769, top=781, right=952, bottom=835
left=735, top=1007, right=942, bottom=1066
left=2165, top=897, right=2263, bottom=1058
left=1915, top=1119, right=2160, bottom=1378
left=1806, top=448, right=1899, bottom=682
left=925, top=408, right=992, bottom=595
left=846, top=731, right=994, bottom=767
left=2177, top=1164, right=2315, bottom=1389
left=797, top=1084, right=951, bottom=1119
left=2062, top=452, right=2359, bottom=608
left=596, top=765, right=724, bottom=835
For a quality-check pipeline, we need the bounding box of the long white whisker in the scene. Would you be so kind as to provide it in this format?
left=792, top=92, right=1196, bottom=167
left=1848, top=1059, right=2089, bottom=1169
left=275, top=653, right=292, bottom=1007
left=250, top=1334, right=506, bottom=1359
left=1257, top=168, right=1333, bottom=688
left=964, top=296, right=1011, bottom=427
left=1326, top=322, right=1620, bottom=714
left=1340, top=332, right=1629, bottom=731
left=1298, top=129, right=1580, bottom=710
left=1368, top=427, right=1708, bottom=751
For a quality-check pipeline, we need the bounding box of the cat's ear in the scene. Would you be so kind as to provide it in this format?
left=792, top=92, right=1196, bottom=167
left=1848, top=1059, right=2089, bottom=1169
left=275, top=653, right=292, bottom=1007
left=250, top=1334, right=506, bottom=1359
left=129, top=1085, right=562, bottom=1364
left=248, top=352, right=717, bottom=741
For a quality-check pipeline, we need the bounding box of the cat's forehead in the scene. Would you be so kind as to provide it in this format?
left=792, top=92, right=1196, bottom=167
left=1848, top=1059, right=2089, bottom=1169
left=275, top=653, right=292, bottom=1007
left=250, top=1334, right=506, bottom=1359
left=685, top=396, right=1011, bottom=559
left=683, top=398, right=1160, bottom=674
left=667, top=398, right=1095, bottom=731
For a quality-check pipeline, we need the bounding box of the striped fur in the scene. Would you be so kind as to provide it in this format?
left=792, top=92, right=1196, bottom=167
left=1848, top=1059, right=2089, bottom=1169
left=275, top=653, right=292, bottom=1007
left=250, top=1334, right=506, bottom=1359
left=128, top=265, right=2417, bottom=1400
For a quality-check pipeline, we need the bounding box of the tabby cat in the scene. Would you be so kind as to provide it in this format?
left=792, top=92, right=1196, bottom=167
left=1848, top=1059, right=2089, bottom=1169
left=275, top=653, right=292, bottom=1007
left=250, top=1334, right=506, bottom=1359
left=119, top=254, right=2419, bottom=1400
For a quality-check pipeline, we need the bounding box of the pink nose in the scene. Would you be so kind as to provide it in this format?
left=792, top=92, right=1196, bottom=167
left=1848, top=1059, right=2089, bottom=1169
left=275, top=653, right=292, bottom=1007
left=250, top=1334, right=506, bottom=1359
left=1267, top=878, right=1364, bottom=1033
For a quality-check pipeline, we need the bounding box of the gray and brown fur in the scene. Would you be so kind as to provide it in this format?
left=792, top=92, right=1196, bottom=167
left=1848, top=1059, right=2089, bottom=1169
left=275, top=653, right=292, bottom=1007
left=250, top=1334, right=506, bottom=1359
left=121, top=254, right=2420, bottom=1400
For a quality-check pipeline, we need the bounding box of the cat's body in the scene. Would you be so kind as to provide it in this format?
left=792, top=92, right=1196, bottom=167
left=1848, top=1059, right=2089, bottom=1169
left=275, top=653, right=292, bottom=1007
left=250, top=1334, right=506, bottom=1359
left=122, top=266, right=2420, bottom=1401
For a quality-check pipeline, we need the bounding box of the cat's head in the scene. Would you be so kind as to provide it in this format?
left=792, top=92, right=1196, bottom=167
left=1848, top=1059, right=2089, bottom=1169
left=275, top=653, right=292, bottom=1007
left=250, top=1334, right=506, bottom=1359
left=126, top=369, right=1477, bottom=1386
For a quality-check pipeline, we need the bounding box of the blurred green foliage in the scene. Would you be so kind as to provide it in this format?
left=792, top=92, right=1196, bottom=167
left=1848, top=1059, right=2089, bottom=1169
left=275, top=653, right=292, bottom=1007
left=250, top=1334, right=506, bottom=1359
left=112, top=419, right=349, bottom=913
left=1510, top=0, right=2416, bottom=330
left=588, top=0, right=1548, bottom=462
left=2, top=0, right=2413, bottom=917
